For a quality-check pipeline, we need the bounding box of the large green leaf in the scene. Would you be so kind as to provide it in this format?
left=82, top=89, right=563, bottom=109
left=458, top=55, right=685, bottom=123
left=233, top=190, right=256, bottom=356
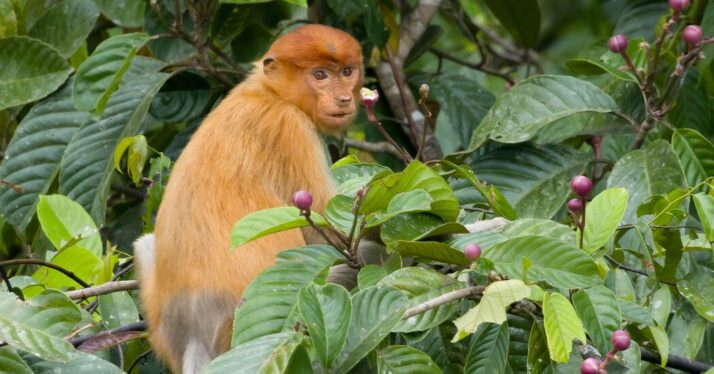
left=297, top=283, right=351, bottom=369
left=0, top=36, right=72, bottom=111
left=463, top=323, right=510, bottom=374
left=407, top=325, right=466, bottom=371
left=0, top=0, right=17, bottom=37
left=231, top=207, right=328, bottom=248
left=0, top=291, right=81, bottom=363
left=500, top=218, right=575, bottom=244
left=376, top=346, right=442, bottom=374
left=378, top=267, right=461, bottom=333
left=27, top=0, right=99, bottom=58
left=542, top=292, right=586, bottom=363
left=60, top=67, right=170, bottom=224
left=360, top=161, right=459, bottom=222
left=693, top=194, right=714, bottom=242
left=565, top=57, right=638, bottom=83
left=0, top=347, right=32, bottom=374
left=506, top=314, right=533, bottom=374
left=440, top=161, right=517, bottom=220
left=33, top=246, right=103, bottom=289
left=469, top=75, right=619, bottom=148
left=671, top=129, right=714, bottom=188
left=205, top=331, right=306, bottom=374
left=0, top=81, right=89, bottom=231
left=365, top=189, right=433, bottom=228
left=330, top=163, right=391, bottom=197
left=607, top=140, right=687, bottom=223
left=381, top=213, right=468, bottom=244
left=581, top=188, right=628, bottom=254
left=23, top=350, right=124, bottom=373
left=331, top=287, right=408, bottom=373
left=527, top=322, right=553, bottom=373
left=677, top=272, right=714, bottom=323
left=36, top=195, right=101, bottom=255
left=483, top=236, right=600, bottom=288
left=72, top=33, right=150, bottom=113
left=572, top=286, right=621, bottom=354
left=389, top=241, right=470, bottom=266
left=232, top=245, right=343, bottom=345
left=669, top=68, right=713, bottom=137
left=453, top=280, right=530, bottom=342
left=94, top=0, right=145, bottom=27
left=459, top=143, right=589, bottom=219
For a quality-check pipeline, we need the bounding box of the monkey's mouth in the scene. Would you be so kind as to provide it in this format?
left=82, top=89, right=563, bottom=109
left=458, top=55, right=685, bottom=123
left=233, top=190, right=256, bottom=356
left=328, top=112, right=354, bottom=119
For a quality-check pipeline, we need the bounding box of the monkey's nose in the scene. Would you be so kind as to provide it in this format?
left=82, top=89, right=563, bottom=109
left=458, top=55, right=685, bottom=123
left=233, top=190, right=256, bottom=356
left=336, top=95, right=352, bottom=106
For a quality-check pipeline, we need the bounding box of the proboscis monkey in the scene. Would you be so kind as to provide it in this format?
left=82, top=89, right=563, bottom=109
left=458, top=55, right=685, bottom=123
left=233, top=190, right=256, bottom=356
left=134, top=24, right=363, bottom=373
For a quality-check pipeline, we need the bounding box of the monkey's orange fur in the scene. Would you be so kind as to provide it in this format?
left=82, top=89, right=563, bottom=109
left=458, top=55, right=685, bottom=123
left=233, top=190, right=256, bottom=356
left=136, top=24, right=362, bottom=373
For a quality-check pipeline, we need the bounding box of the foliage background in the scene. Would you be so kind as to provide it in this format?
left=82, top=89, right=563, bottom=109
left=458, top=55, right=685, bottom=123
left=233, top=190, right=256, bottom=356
left=0, top=0, right=713, bottom=373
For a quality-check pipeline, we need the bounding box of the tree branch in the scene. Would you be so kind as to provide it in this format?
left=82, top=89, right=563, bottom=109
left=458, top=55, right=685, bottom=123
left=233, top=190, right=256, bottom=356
left=0, top=259, right=90, bottom=288
left=402, top=285, right=483, bottom=319
left=64, top=280, right=139, bottom=300
left=70, top=321, right=147, bottom=348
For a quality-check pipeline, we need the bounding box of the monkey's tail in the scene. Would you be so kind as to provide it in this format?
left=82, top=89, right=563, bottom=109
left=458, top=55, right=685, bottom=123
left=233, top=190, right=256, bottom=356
left=133, top=233, right=155, bottom=283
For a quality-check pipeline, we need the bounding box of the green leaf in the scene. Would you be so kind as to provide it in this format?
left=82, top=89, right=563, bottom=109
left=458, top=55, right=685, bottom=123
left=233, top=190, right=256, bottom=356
left=459, top=143, right=589, bottom=219
left=642, top=325, right=669, bottom=366
left=60, top=68, right=170, bottom=224
left=231, top=207, right=328, bottom=248
left=33, top=246, right=103, bottom=289
left=500, top=218, right=575, bottom=243
left=357, top=265, right=388, bottom=290
left=381, top=213, right=468, bottom=244
left=36, top=195, right=101, bottom=255
left=677, top=272, right=714, bottom=323
left=332, top=287, right=408, bottom=373
left=297, top=284, right=351, bottom=369
left=378, top=267, right=461, bottom=333
left=205, top=331, right=305, bottom=374
left=581, top=188, right=628, bottom=254
left=330, top=163, right=391, bottom=197
left=98, top=291, right=139, bottom=329
left=565, top=58, right=638, bottom=83
left=463, top=323, right=510, bottom=374
left=27, top=0, right=99, bottom=57
left=469, top=75, right=619, bottom=148
left=482, top=0, right=540, bottom=47
left=0, top=80, right=89, bottom=232
left=572, top=286, right=621, bottom=354
left=232, top=245, right=343, bottom=345
left=506, top=314, right=533, bottom=373
left=360, top=161, right=459, bottom=222
left=606, top=268, right=636, bottom=301
left=149, top=83, right=211, bottom=124
left=453, top=280, right=530, bottom=342
left=542, top=292, right=586, bottom=363
left=94, top=0, right=145, bottom=27
left=24, top=350, right=124, bottom=373
left=0, top=36, right=72, bottom=111
left=649, top=286, right=671, bottom=328
left=0, top=291, right=81, bottom=363
left=527, top=322, right=553, bottom=373
left=376, top=345, right=441, bottom=374
left=693, top=194, right=714, bottom=242
left=0, top=347, right=32, bottom=374
left=672, top=129, right=714, bottom=187
left=439, top=161, right=516, bottom=220
left=607, top=140, right=687, bottom=223
left=669, top=69, right=712, bottom=137
left=668, top=303, right=706, bottom=360
left=72, top=33, right=151, bottom=113
left=389, top=241, right=469, bottom=266
left=483, top=236, right=600, bottom=289
left=0, top=0, right=17, bottom=37
left=366, top=189, right=432, bottom=227
left=231, top=24, right=275, bottom=63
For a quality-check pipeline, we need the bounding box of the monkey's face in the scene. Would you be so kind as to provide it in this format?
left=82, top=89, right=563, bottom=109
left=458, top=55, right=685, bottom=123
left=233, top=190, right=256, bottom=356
left=307, top=64, right=362, bottom=132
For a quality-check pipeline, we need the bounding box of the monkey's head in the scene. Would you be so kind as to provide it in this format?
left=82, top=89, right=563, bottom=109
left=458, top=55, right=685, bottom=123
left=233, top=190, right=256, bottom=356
left=261, top=24, right=363, bottom=135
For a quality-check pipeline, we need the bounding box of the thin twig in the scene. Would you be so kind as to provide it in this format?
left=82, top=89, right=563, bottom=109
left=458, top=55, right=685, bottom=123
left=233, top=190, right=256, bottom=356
left=604, top=255, right=676, bottom=286
left=429, top=48, right=516, bottom=85
left=0, top=179, right=24, bottom=193
left=344, top=138, right=404, bottom=159
left=402, top=286, right=484, bottom=320
left=0, top=259, right=90, bottom=288
left=64, top=280, right=139, bottom=300
left=0, top=266, right=13, bottom=294
left=70, top=321, right=147, bottom=348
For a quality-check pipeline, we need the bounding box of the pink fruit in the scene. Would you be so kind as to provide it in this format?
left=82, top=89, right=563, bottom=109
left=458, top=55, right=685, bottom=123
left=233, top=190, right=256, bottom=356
left=292, top=190, right=313, bottom=210
left=464, top=244, right=481, bottom=261
left=571, top=175, right=593, bottom=198
left=608, top=34, right=628, bottom=53
left=683, top=25, right=702, bottom=46
left=611, top=329, right=631, bottom=351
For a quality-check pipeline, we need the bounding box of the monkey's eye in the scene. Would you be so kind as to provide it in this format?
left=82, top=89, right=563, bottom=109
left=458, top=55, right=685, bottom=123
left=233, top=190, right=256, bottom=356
left=313, top=70, right=328, bottom=80
left=342, top=67, right=353, bottom=77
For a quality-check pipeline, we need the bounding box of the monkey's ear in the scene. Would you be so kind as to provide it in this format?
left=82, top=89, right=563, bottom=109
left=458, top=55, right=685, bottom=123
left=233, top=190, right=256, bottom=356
left=263, top=57, right=278, bottom=76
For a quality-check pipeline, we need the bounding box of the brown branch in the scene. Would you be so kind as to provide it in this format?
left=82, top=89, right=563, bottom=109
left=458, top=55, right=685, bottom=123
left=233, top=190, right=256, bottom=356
left=70, top=321, right=147, bottom=348
left=0, top=179, right=25, bottom=193
left=402, top=286, right=484, bottom=319
left=64, top=280, right=139, bottom=300
left=429, top=48, right=515, bottom=85
left=344, top=138, right=404, bottom=159
left=0, top=259, right=90, bottom=288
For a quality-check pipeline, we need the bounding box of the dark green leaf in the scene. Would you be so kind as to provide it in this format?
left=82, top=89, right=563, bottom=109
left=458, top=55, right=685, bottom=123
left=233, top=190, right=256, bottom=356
left=482, top=0, right=540, bottom=47
left=376, top=345, right=442, bottom=374
left=463, top=323, right=510, bottom=374
left=27, top=0, right=99, bottom=57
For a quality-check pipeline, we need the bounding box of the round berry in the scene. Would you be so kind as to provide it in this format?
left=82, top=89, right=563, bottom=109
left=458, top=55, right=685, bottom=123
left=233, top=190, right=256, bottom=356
left=568, top=198, right=584, bottom=213
left=607, top=34, right=628, bottom=53
left=571, top=175, right=593, bottom=198
left=580, top=358, right=601, bottom=374
left=683, top=25, right=702, bottom=46
left=669, top=0, right=691, bottom=11
left=292, top=190, right=313, bottom=210
left=611, top=329, right=631, bottom=351
left=464, top=244, right=481, bottom=261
